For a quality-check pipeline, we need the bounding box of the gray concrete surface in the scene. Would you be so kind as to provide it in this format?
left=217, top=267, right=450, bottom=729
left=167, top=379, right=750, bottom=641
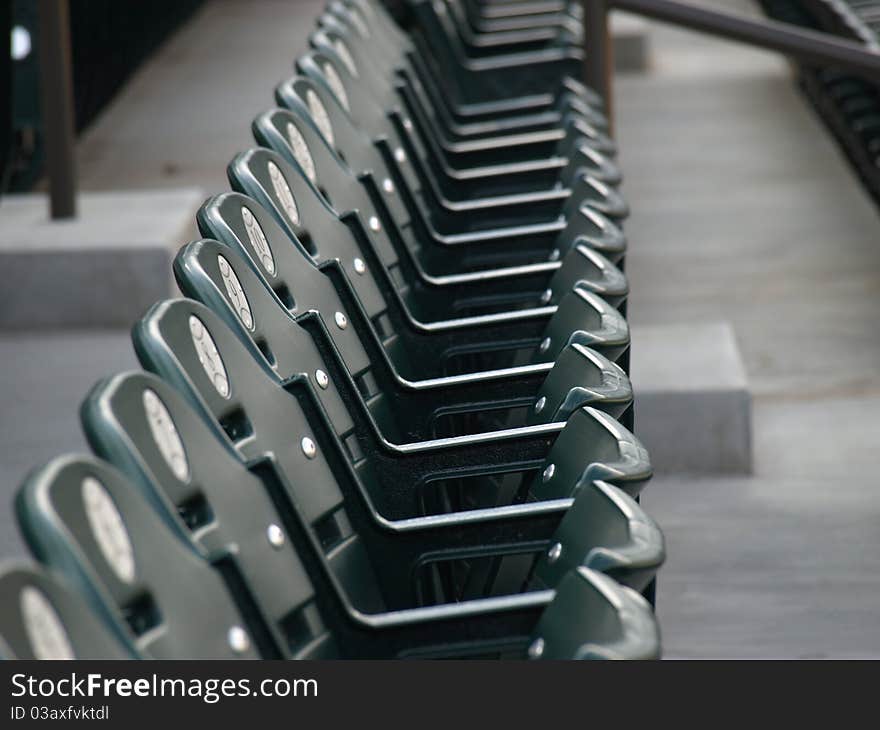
left=631, top=322, right=751, bottom=474
left=616, top=0, right=880, bottom=657
left=0, top=332, right=137, bottom=558
left=0, top=190, right=202, bottom=328
left=612, top=12, right=652, bottom=72
left=74, top=0, right=325, bottom=194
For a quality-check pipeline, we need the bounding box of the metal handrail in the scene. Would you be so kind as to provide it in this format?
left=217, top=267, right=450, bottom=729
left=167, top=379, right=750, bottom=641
left=583, top=0, right=880, bottom=131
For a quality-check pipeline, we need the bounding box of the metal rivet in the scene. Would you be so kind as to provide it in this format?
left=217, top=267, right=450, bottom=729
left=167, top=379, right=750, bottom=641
left=334, top=311, right=348, bottom=329
left=368, top=216, right=381, bottom=233
left=528, top=637, right=545, bottom=659
left=394, top=147, right=407, bottom=163
left=382, top=178, right=395, bottom=194
left=539, top=337, right=551, bottom=353
left=301, top=436, right=317, bottom=459
left=534, top=396, right=546, bottom=414
left=547, top=542, right=562, bottom=564
left=315, top=369, right=329, bottom=389
left=267, top=524, right=285, bottom=549
left=228, top=626, right=250, bottom=654
left=540, top=288, right=553, bottom=305
left=353, top=258, right=366, bottom=275
left=548, top=248, right=561, bottom=262
left=542, top=463, right=555, bottom=483
left=403, top=118, right=413, bottom=132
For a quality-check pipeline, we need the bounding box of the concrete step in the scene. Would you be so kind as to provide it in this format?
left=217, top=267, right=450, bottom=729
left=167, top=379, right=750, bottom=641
left=0, top=190, right=203, bottom=329
left=630, top=321, right=752, bottom=475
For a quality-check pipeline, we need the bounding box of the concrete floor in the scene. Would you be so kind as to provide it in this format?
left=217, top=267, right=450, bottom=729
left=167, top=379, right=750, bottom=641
left=2, top=0, right=879, bottom=657
left=75, top=0, right=326, bottom=194
left=617, top=1, right=880, bottom=657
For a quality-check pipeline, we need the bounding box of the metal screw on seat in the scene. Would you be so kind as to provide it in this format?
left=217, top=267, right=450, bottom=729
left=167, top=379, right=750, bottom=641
left=368, top=216, right=381, bottom=232
left=540, top=289, right=553, bottom=304
left=334, top=312, right=348, bottom=329
left=394, top=147, right=407, bottom=164
left=539, top=337, right=551, bottom=353
left=547, top=542, right=562, bottom=564
left=301, top=437, right=317, bottom=459
left=527, top=637, right=545, bottom=660
left=548, top=248, right=561, bottom=262
left=534, top=396, right=546, bottom=414
left=542, top=464, right=555, bottom=483
left=353, top=258, right=366, bottom=275
left=382, top=178, right=395, bottom=194
left=266, top=524, right=285, bottom=549
left=227, top=626, right=250, bottom=654
left=315, top=369, right=330, bottom=389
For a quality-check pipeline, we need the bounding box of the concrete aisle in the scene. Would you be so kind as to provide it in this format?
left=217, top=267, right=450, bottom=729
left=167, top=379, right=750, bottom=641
left=0, top=0, right=325, bottom=558
left=617, top=1, right=880, bottom=657
left=75, top=0, right=326, bottom=194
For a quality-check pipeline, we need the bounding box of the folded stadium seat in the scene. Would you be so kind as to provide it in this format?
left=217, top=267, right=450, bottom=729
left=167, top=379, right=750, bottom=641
left=132, top=299, right=650, bottom=513
left=16, top=457, right=265, bottom=659
left=529, top=480, right=664, bottom=592
left=196, top=194, right=631, bottom=378
left=252, top=106, right=627, bottom=282
left=321, top=3, right=609, bottom=142
left=328, top=1, right=611, bottom=143
left=174, top=238, right=635, bottom=441
left=302, top=26, right=618, bottom=201
left=227, top=147, right=629, bottom=316
left=274, top=72, right=627, bottom=232
left=82, top=370, right=662, bottom=614
left=0, top=0, right=664, bottom=662
left=0, top=563, right=136, bottom=659
left=312, top=9, right=610, bottom=147
left=440, top=0, right=583, bottom=56
left=186, top=205, right=628, bottom=438
left=529, top=568, right=660, bottom=660
left=310, top=21, right=618, bottom=207
left=15, top=455, right=660, bottom=658
left=352, top=0, right=604, bottom=127
left=402, top=0, right=589, bottom=108
left=306, top=21, right=616, bottom=174
left=253, top=109, right=626, bottom=288
left=459, top=0, right=583, bottom=35
left=355, top=0, right=605, bottom=106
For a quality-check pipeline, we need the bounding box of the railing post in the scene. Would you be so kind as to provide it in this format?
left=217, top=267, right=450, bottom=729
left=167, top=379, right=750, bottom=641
left=38, top=0, right=77, bottom=220
left=583, top=0, right=614, bottom=134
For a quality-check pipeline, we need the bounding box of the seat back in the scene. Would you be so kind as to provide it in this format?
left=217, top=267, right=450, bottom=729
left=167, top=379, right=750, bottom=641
left=272, top=73, right=446, bottom=240
left=15, top=455, right=261, bottom=659
left=230, top=144, right=461, bottom=326
left=196, top=191, right=386, bottom=377
left=261, top=80, right=426, bottom=266
left=173, top=237, right=409, bottom=441
left=202, top=192, right=467, bottom=381
left=0, top=562, right=135, bottom=659
left=132, top=299, right=394, bottom=613
left=179, top=237, right=364, bottom=424
left=81, top=370, right=337, bottom=657
left=226, top=144, right=414, bottom=319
